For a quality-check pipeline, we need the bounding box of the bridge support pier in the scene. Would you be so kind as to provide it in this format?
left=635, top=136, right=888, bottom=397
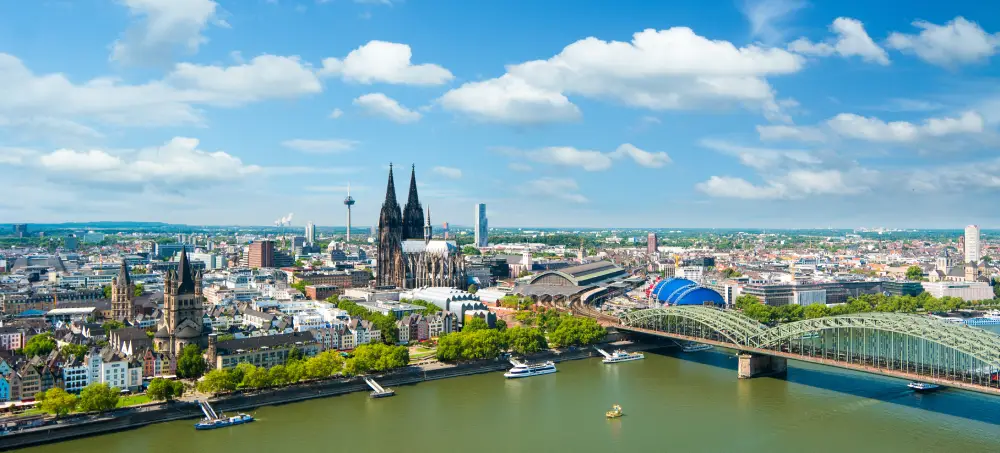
left=737, top=353, right=787, bottom=379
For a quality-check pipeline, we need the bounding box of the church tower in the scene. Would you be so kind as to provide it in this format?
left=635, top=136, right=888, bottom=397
left=401, top=165, right=425, bottom=240
left=376, top=164, right=405, bottom=287
left=154, top=249, right=207, bottom=354
left=424, top=206, right=433, bottom=243
left=111, top=260, right=135, bottom=321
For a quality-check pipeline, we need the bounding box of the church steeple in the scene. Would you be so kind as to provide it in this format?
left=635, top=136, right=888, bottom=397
left=401, top=164, right=425, bottom=240
left=175, top=248, right=196, bottom=294
left=383, top=163, right=398, bottom=208
left=424, top=205, right=432, bottom=242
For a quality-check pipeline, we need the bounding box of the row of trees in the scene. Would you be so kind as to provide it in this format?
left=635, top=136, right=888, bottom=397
left=36, top=383, right=121, bottom=417
left=400, top=299, right=442, bottom=315
left=327, top=298, right=400, bottom=344
left=499, top=295, right=534, bottom=311
left=734, top=292, right=982, bottom=325
left=436, top=311, right=606, bottom=362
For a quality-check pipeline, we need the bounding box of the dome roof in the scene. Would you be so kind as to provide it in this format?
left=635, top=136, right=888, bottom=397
left=153, top=326, right=170, bottom=339
left=673, top=287, right=725, bottom=306
left=652, top=278, right=696, bottom=302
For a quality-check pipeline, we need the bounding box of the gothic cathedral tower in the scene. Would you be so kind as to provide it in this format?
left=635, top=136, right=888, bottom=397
left=376, top=164, right=405, bottom=287
left=111, top=260, right=135, bottom=321
left=401, top=165, right=424, bottom=240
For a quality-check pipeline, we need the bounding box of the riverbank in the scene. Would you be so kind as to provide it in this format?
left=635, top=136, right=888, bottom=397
left=0, top=340, right=661, bottom=451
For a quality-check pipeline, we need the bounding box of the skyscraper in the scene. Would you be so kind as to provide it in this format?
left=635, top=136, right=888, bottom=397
left=647, top=232, right=658, bottom=255
left=305, top=221, right=316, bottom=244
left=474, top=203, right=488, bottom=247
left=249, top=240, right=275, bottom=268
left=965, top=225, right=981, bottom=264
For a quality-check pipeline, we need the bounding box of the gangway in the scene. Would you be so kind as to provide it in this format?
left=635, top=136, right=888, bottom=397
left=593, top=346, right=612, bottom=358
left=363, top=377, right=395, bottom=398
left=197, top=400, right=220, bottom=420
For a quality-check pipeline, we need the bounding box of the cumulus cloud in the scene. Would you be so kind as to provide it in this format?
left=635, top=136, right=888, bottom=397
left=788, top=17, right=889, bottom=65
left=440, top=27, right=804, bottom=124
left=432, top=166, right=462, bottom=179
left=826, top=111, right=984, bottom=142
left=524, top=177, right=588, bottom=203
left=700, top=139, right=819, bottom=170
left=696, top=169, right=870, bottom=200
left=611, top=144, right=672, bottom=168
left=36, top=137, right=260, bottom=186
left=742, top=0, right=807, bottom=44
left=111, top=0, right=221, bottom=65
left=329, top=108, right=344, bottom=119
left=353, top=93, right=421, bottom=123
left=281, top=139, right=359, bottom=153
left=530, top=147, right=613, bottom=171
left=887, top=17, right=1000, bottom=67
left=320, top=41, right=453, bottom=85
left=756, top=124, right=826, bottom=142
left=0, top=52, right=323, bottom=127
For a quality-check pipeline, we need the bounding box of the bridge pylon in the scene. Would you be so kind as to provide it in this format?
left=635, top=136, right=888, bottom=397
left=737, top=353, right=787, bottom=379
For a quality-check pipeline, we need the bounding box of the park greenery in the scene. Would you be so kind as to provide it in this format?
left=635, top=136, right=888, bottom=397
left=77, top=383, right=120, bottom=413
left=177, top=345, right=207, bottom=379
left=734, top=292, right=983, bottom=325
left=327, top=298, right=399, bottom=344
left=146, top=378, right=186, bottom=401
left=437, top=310, right=605, bottom=362
left=401, top=298, right=442, bottom=315
left=499, top=295, right=534, bottom=310
left=22, top=333, right=56, bottom=358
left=196, top=345, right=408, bottom=395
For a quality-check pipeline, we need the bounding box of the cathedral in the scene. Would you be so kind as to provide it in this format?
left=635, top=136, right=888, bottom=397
left=154, top=249, right=208, bottom=354
left=111, top=260, right=135, bottom=321
left=376, top=165, right=466, bottom=289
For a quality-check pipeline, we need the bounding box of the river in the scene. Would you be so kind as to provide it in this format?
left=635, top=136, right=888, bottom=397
left=19, top=346, right=1000, bottom=453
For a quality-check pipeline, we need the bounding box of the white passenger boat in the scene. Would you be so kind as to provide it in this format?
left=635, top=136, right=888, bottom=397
left=504, top=359, right=557, bottom=378
left=602, top=350, right=645, bottom=364
left=908, top=382, right=942, bottom=393
left=681, top=343, right=713, bottom=353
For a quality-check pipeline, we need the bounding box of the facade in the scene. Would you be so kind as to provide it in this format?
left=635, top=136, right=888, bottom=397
left=305, top=222, right=316, bottom=244
left=153, top=243, right=194, bottom=260
left=0, top=289, right=104, bottom=316
left=249, top=240, right=275, bottom=268
left=921, top=281, right=993, bottom=301
left=475, top=203, right=488, bottom=247
left=965, top=225, right=981, bottom=264
left=647, top=232, right=658, bottom=255
left=62, top=356, right=90, bottom=393
left=881, top=280, right=925, bottom=297
left=0, top=327, right=24, bottom=351
left=376, top=165, right=466, bottom=289
left=207, top=331, right=320, bottom=370
left=111, top=260, right=135, bottom=321
left=154, top=249, right=208, bottom=354
left=305, top=285, right=340, bottom=301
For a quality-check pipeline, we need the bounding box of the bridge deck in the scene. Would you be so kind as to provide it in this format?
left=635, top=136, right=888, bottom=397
left=616, top=324, right=1000, bottom=397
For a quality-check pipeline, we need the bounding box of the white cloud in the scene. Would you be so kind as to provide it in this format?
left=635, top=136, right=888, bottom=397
left=432, top=166, right=462, bottom=179
left=827, top=111, right=984, bottom=142
left=281, top=139, right=359, bottom=154
left=611, top=143, right=672, bottom=168
left=329, top=108, right=344, bottom=119
left=742, top=0, right=807, bottom=44
left=508, top=162, right=532, bottom=172
left=887, top=17, right=1000, bottom=67
left=36, top=137, right=260, bottom=186
left=696, top=169, right=869, bottom=200
left=320, top=41, right=453, bottom=85
left=439, top=75, right=581, bottom=124
left=111, top=0, right=221, bottom=65
left=524, top=177, right=588, bottom=203
left=788, top=17, right=889, bottom=65
left=167, top=55, right=323, bottom=103
left=0, top=52, right=323, bottom=128
left=353, top=0, right=394, bottom=4
left=696, top=175, right=787, bottom=199
left=530, top=146, right=612, bottom=172
left=0, top=147, right=35, bottom=165
left=700, top=139, right=819, bottom=170
left=440, top=27, right=804, bottom=124
left=353, top=93, right=421, bottom=123
left=756, top=124, right=826, bottom=142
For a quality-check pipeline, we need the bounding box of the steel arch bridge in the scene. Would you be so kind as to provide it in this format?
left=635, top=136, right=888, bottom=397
left=617, top=307, right=1000, bottom=395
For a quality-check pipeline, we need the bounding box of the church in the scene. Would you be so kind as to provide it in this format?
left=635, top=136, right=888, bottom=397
left=154, top=249, right=208, bottom=354
left=376, top=165, right=466, bottom=289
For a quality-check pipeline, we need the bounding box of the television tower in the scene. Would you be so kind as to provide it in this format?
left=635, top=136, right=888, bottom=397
left=344, top=183, right=356, bottom=242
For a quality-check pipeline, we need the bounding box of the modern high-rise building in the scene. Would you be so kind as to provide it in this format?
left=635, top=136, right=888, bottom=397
left=305, top=221, right=316, bottom=244
left=647, top=232, right=658, bottom=255
left=12, top=224, right=27, bottom=238
left=248, top=240, right=275, bottom=268
left=474, top=203, right=488, bottom=247
left=965, top=225, right=981, bottom=264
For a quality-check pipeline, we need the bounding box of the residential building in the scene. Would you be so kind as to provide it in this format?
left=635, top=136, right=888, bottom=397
left=207, top=331, right=320, bottom=370
left=356, top=300, right=425, bottom=320
left=99, top=349, right=129, bottom=390
left=0, top=327, right=24, bottom=351
left=0, top=375, right=10, bottom=402
left=108, top=328, right=152, bottom=357
left=62, top=356, right=90, bottom=393
left=304, top=285, right=340, bottom=301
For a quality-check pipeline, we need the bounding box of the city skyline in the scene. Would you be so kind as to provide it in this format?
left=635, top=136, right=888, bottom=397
left=1, top=1, right=1000, bottom=228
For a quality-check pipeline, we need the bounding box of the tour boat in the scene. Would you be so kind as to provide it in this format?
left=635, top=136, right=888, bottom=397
left=504, top=359, right=557, bottom=378
left=908, top=382, right=942, bottom=393
left=605, top=404, right=623, bottom=418
left=194, top=400, right=255, bottom=430
left=602, top=350, right=645, bottom=364
left=681, top=343, right=713, bottom=353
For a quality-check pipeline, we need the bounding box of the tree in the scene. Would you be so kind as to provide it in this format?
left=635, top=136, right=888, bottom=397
left=268, top=365, right=290, bottom=387
left=461, top=246, right=481, bottom=256
left=495, top=319, right=508, bottom=331
left=463, top=317, right=490, bottom=332
left=905, top=265, right=924, bottom=281
left=176, top=344, right=207, bottom=379
left=288, top=347, right=305, bottom=362
left=147, top=378, right=185, bottom=401
left=37, top=387, right=77, bottom=417
left=134, top=283, right=145, bottom=297
left=102, top=320, right=125, bottom=332
left=198, top=369, right=238, bottom=395
left=102, top=285, right=112, bottom=299
left=518, top=270, right=532, bottom=278
left=77, top=383, right=119, bottom=413
left=291, top=281, right=308, bottom=293
left=60, top=344, right=88, bottom=361
left=504, top=327, right=547, bottom=355
left=294, top=259, right=306, bottom=267
left=345, top=343, right=408, bottom=375
left=240, top=365, right=271, bottom=389
left=994, top=278, right=1000, bottom=299
left=803, top=304, right=829, bottom=319
left=23, top=333, right=56, bottom=358
left=468, top=284, right=478, bottom=294
left=547, top=317, right=606, bottom=347
left=734, top=294, right=762, bottom=311
left=304, top=351, right=344, bottom=380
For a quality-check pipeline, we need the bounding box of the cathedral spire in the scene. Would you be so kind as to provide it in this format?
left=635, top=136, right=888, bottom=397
left=401, top=164, right=424, bottom=240
left=383, top=163, right=398, bottom=208
left=424, top=205, right=432, bottom=242
left=175, top=248, right=196, bottom=294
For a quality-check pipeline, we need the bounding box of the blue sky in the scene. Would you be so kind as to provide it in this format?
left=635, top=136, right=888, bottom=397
left=1, top=0, right=999, bottom=229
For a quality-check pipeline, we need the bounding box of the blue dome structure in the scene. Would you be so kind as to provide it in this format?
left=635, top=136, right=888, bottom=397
left=651, top=278, right=696, bottom=302
left=649, top=277, right=725, bottom=307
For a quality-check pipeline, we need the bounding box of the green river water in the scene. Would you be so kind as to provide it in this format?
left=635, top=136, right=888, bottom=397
left=18, top=347, right=1000, bottom=453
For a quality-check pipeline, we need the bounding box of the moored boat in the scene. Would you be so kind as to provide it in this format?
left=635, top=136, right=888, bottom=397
left=602, top=350, right=645, bottom=364
left=908, top=382, right=942, bottom=393
left=682, top=343, right=712, bottom=353
left=504, top=359, right=557, bottom=378
left=194, top=400, right=254, bottom=430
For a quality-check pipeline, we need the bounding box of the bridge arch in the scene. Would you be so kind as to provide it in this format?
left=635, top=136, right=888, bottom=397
left=621, top=306, right=767, bottom=346
left=747, top=312, right=1000, bottom=368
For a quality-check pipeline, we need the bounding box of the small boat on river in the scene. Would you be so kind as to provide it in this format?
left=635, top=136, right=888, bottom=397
left=194, top=401, right=254, bottom=430
left=682, top=343, right=713, bottom=353
left=606, top=404, right=623, bottom=418
left=908, top=382, right=942, bottom=393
